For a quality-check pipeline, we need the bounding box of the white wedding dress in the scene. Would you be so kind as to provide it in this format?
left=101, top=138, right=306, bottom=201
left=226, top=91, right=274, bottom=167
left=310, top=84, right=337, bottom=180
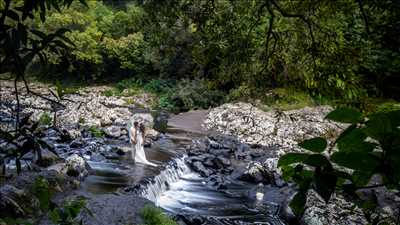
left=132, top=129, right=157, bottom=166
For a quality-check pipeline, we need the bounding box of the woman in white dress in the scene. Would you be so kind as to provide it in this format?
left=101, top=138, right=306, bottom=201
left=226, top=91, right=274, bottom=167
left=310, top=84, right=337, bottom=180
left=129, top=122, right=156, bottom=166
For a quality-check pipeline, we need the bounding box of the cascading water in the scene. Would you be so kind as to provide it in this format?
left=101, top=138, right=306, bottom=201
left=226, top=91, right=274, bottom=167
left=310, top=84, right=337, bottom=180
left=137, top=156, right=286, bottom=225
left=136, top=156, right=191, bottom=203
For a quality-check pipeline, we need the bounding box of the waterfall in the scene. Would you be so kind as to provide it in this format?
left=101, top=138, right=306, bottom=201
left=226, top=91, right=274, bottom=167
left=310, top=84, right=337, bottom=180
left=137, top=156, right=191, bottom=203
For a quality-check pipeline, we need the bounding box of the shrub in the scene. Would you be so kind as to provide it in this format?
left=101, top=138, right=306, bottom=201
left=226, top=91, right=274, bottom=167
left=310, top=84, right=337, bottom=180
left=262, top=88, right=314, bottom=110
left=88, top=126, right=105, bottom=138
left=140, top=205, right=177, bottom=225
left=39, top=113, right=52, bottom=126
left=226, top=84, right=253, bottom=102
left=143, top=79, right=173, bottom=94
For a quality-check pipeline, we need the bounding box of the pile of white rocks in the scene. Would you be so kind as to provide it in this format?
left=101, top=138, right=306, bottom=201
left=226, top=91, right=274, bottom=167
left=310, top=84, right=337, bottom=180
left=0, top=82, right=155, bottom=129
left=204, top=102, right=345, bottom=156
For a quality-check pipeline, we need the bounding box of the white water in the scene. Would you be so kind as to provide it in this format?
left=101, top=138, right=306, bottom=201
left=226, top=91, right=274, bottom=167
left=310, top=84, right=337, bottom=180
left=137, top=157, right=191, bottom=203
left=137, top=156, right=285, bottom=224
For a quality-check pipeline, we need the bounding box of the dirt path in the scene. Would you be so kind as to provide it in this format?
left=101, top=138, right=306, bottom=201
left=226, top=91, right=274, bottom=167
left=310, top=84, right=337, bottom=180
left=167, top=110, right=209, bottom=134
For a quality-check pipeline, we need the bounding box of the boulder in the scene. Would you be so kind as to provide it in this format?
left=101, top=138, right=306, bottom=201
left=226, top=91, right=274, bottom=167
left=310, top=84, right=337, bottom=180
left=78, top=194, right=150, bottom=225
left=190, top=161, right=214, bottom=177
left=104, top=126, right=122, bottom=138
left=152, top=111, right=169, bottom=133
left=35, top=148, right=60, bottom=167
left=0, top=185, right=40, bottom=218
left=231, top=162, right=273, bottom=184
left=70, top=138, right=84, bottom=148
left=63, top=154, right=91, bottom=179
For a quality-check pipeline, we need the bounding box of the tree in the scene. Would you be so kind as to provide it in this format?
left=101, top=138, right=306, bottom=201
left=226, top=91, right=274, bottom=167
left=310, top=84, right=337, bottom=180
left=0, top=0, right=86, bottom=174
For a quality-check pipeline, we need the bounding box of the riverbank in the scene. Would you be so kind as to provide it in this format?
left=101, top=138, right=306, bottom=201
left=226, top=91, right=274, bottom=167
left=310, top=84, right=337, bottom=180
left=1, top=81, right=398, bottom=225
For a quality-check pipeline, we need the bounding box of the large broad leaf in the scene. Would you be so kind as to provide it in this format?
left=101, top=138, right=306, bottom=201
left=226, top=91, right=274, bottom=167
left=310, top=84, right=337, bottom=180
left=387, top=110, right=400, bottom=127
left=352, top=170, right=374, bottom=187
left=290, top=191, right=308, bottom=216
left=303, top=154, right=330, bottom=167
left=364, top=113, right=392, bottom=141
left=337, top=127, right=376, bottom=152
left=325, top=107, right=363, bottom=124
left=315, top=170, right=337, bottom=202
left=278, top=153, right=310, bottom=167
left=299, top=137, right=327, bottom=153
left=331, top=152, right=379, bottom=171
left=386, top=146, right=400, bottom=184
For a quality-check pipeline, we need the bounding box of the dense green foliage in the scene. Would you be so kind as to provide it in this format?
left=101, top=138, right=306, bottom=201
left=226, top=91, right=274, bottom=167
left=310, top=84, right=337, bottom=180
left=140, top=205, right=178, bottom=225
left=30, top=0, right=400, bottom=109
left=279, top=107, right=400, bottom=223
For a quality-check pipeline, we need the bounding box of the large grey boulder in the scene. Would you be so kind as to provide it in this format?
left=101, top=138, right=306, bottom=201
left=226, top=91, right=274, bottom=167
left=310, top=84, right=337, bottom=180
left=231, top=162, right=273, bottom=184
left=63, top=154, right=91, bottom=179
left=78, top=194, right=151, bottom=225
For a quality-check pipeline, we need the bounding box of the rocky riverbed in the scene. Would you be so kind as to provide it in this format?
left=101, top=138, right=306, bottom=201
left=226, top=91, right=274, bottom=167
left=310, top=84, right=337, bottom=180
left=1, top=82, right=399, bottom=225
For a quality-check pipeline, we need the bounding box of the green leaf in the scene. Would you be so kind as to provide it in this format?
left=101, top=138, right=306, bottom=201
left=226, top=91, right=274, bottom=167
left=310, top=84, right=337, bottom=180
left=331, top=151, right=379, bottom=171
left=325, top=107, right=363, bottom=124
left=290, top=191, right=307, bottom=216
left=303, top=154, right=330, bottom=167
left=387, top=110, right=400, bottom=126
left=360, top=194, right=378, bottom=212
left=79, top=0, right=89, bottom=7
left=7, top=10, right=20, bottom=21
left=352, top=170, right=373, bottom=187
left=31, top=29, right=47, bottom=39
left=278, top=153, right=310, bottom=167
left=32, top=177, right=51, bottom=211
left=364, top=113, right=392, bottom=141
left=342, top=183, right=357, bottom=194
left=299, top=137, right=327, bottom=153
left=315, top=170, right=337, bottom=202
left=337, top=127, right=375, bottom=152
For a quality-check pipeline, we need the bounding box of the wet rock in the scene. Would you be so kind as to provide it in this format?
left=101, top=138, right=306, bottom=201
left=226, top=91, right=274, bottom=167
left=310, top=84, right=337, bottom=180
left=112, top=147, right=126, bottom=156
left=58, top=128, right=73, bottom=143
left=35, top=148, right=60, bottom=167
left=0, top=185, right=40, bottom=218
left=63, top=154, right=91, bottom=179
left=102, top=152, right=121, bottom=160
left=206, top=175, right=228, bottom=190
left=231, top=162, right=273, bottom=184
left=78, top=194, right=151, bottom=225
left=70, top=139, right=84, bottom=148
left=190, top=161, right=213, bottom=177
left=215, top=156, right=231, bottom=167
left=153, top=111, right=169, bottom=133
left=235, top=143, right=251, bottom=160
left=104, top=126, right=122, bottom=138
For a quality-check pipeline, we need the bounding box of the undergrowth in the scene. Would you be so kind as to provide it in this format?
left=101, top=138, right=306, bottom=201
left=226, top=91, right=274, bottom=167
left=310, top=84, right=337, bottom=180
left=140, top=205, right=177, bottom=225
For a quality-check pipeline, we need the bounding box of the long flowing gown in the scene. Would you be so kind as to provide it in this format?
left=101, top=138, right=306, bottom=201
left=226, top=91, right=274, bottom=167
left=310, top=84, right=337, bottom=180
left=132, top=129, right=157, bottom=166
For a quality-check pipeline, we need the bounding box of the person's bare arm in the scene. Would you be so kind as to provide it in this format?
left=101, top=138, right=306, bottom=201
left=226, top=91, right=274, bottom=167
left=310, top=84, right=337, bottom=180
left=141, top=132, right=145, bottom=146
left=130, top=127, right=137, bottom=144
